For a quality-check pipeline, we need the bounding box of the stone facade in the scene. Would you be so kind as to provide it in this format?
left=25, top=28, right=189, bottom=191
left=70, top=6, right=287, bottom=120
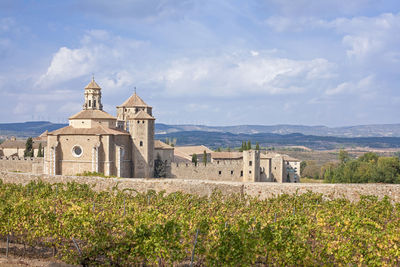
left=43, top=79, right=163, bottom=178
left=172, top=148, right=300, bottom=183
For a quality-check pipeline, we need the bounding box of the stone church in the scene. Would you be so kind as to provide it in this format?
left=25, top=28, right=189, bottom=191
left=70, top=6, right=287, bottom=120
left=44, top=78, right=173, bottom=178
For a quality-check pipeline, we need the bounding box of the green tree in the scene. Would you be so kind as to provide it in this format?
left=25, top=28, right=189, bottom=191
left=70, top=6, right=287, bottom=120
left=359, top=152, right=379, bottom=163
left=255, top=142, right=260, bottom=150
left=192, top=154, right=198, bottom=166
left=154, top=154, right=167, bottom=178
left=216, top=147, right=222, bottom=152
left=227, top=147, right=231, bottom=152
left=247, top=140, right=252, bottom=150
left=338, top=149, right=350, bottom=164
left=24, top=137, right=34, bottom=157
left=203, top=150, right=207, bottom=166
left=37, top=143, right=43, bottom=157
left=300, top=161, right=307, bottom=176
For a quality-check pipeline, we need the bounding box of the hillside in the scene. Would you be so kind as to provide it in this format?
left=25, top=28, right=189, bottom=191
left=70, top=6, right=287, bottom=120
left=155, top=131, right=400, bottom=150
left=2, top=121, right=400, bottom=150
left=156, top=123, right=400, bottom=137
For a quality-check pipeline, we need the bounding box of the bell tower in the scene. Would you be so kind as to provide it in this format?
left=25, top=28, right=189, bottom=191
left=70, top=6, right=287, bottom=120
left=129, top=110, right=155, bottom=178
left=83, top=77, right=103, bottom=110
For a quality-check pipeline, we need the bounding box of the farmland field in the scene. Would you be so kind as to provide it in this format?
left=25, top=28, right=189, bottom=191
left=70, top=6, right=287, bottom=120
left=0, top=180, right=399, bottom=266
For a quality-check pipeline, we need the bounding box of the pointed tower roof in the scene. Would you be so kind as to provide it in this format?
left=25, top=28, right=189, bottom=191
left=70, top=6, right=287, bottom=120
left=118, top=93, right=150, bottom=108
left=129, top=110, right=155, bottom=120
left=85, top=77, right=101, bottom=90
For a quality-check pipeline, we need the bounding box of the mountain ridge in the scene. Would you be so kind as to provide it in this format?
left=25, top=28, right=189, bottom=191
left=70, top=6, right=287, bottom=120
left=1, top=121, right=400, bottom=138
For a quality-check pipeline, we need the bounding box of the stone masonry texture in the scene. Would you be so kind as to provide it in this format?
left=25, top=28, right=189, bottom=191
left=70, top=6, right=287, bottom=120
left=1, top=171, right=399, bottom=202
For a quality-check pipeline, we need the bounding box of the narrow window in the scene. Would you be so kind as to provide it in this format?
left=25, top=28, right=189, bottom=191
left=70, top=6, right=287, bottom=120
left=240, top=171, right=243, bottom=177
left=140, top=141, right=143, bottom=146
left=137, top=121, right=140, bottom=124
left=249, top=170, right=252, bottom=174
left=249, top=161, right=252, bottom=166
left=231, top=170, right=234, bottom=175
left=94, top=100, right=96, bottom=107
left=142, top=120, right=145, bottom=123
left=217, top=160, right=220, bottom=164
left=89, top=100, right=91, bottom=107
left=218, top=171, right=222, bottom=175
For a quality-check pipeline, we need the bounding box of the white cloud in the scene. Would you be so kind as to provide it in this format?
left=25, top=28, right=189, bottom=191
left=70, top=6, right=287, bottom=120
left=36, top=31, right=147, bottom=88
left=159, top=53, right=335, bottom=97
left=325, top=75, right=374, bottom=95
left=266, top=13, right=400, bottom=61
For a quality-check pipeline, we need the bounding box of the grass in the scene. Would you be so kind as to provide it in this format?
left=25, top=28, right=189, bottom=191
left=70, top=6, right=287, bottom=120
left=76, top=171, right=116, bottom=178
left=300, top=177, right=324, bottom=183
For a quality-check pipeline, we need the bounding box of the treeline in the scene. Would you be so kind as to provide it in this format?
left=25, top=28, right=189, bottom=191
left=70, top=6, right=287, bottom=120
left=302, top=151, right=400, bottom=183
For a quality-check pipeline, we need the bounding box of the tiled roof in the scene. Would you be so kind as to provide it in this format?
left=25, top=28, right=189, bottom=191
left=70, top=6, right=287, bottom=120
left=174, top=145, right=213, bottom=156
left=48, top=124, right=129, bottom=136
left=0, top=139, right=46, bottom=149
left=118, top=93, right=150, bottom=108
left=130, top=110, right=155, bottom=120
left=84, top=78, right=101, bottom=89
left=69, top=109, right=116, bottom=120
left=154, top=140, right=174, bottom=150
left=211, top=152, right=243, bottom=160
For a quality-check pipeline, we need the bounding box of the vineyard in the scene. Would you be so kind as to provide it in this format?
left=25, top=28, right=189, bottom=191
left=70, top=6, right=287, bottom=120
left=0, top=179, right=399, bottom=266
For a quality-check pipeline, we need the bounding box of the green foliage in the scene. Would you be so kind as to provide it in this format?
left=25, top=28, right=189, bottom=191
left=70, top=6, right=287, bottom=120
left=192, top=154, right=198, bottom=166
left=37, top=143, right=43, bottom=157
left=255, top=142, right=260, bottom=150
left=76, top=171, right=115, bottom=178
left=301, top=160, right=321, bottom=179
left=324, top=152, right=400, bottom=183
left=0, top=182, right=399, bottom=266
left=338, top=149, right=350, bottom=164
left=247, top=140, right=252, bottom=150
left=216, top=147, right=222, bottom=152
left=154, top=153, right=167, bottom=178
left=300, top=161, right=307, bottom=175
left=24, top=137, right=34, bottom=157
left=203, top=150, right=207, bottom=166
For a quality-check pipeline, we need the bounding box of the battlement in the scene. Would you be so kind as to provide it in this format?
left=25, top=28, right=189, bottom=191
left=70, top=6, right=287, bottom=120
left=0, top=156, right=43, bottom=162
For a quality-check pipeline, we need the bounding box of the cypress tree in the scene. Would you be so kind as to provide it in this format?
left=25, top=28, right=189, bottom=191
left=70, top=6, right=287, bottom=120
left=24, top=137, right=34, bottom=157
left=203, top=150, right=207, bottom=166
left=255, top=142, right=260, bottom=150
left=247, top=140, right=252, bottom=150
left=154, top=153, right=166, bottom=178
left=37, top=143, right=43, bottom=157
left=192, top=154, right=198, bottom=166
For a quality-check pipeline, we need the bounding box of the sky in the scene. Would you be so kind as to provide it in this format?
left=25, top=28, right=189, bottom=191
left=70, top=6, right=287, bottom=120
left=0, top=0, right=399, bottom=126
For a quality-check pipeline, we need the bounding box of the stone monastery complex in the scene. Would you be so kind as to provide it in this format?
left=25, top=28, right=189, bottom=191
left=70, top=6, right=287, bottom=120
left=0, top=79, right=300, bottom=183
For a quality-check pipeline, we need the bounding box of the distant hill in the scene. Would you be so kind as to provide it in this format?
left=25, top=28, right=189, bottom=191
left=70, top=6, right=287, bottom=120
left=0, top=121, right=67, bottom=138
left=2, top=121, right=400, bottom=150
left=155, top=123, right=400, bottom=137
left=155, top=131, right=400, bottom=150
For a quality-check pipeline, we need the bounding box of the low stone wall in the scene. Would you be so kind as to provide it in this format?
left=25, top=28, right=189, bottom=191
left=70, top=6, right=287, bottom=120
left=1, top=171, right=400, bottom=202
left=0, top=157, right=43, bottom=174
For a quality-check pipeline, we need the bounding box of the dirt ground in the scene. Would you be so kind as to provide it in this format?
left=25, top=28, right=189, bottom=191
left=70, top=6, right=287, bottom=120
left=0, top=241, right=78, bottom=267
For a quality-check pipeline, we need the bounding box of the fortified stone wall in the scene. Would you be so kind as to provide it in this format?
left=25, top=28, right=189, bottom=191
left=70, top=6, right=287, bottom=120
left=0, top=158, right=44, bottom=174
left=2, top=172, right=396, bottom=203
left=171, top=161, right=244, bottom=182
